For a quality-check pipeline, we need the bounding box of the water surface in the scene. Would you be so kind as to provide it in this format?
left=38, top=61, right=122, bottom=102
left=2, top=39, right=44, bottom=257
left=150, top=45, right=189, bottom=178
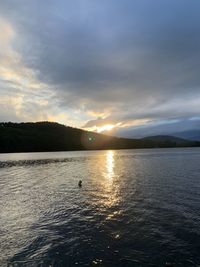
left=1, top=148, right=200, bottom=266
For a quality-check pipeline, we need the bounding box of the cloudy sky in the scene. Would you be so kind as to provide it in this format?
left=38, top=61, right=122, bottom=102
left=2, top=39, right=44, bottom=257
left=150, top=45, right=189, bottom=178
left=0, top=0, right=200, bottom=137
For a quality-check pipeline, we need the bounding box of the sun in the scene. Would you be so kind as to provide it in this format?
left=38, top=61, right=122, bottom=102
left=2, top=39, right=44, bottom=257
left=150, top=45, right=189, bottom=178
left=97, top=124, right=115, bottom=133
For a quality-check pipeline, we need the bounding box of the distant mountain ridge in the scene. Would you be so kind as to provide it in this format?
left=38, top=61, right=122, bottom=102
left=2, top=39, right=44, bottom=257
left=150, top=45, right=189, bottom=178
left=0, top=122, right=199, bottom=153
left=142, top=135, right=189, bottom=143
left=172, top=130, right=200, bottom=141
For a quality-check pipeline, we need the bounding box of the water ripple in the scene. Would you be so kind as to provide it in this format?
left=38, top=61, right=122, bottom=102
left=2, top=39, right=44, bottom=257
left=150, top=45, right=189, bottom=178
left=1, top=148, right=200, bottom=266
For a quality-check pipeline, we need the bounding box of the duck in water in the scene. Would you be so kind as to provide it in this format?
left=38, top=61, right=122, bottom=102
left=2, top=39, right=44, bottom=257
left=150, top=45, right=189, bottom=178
left=78, top=180, right=82, bottom=187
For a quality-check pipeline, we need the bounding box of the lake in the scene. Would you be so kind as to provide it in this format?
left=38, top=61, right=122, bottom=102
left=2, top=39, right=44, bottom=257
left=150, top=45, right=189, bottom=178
left=0, top=148, right=200, bottom=267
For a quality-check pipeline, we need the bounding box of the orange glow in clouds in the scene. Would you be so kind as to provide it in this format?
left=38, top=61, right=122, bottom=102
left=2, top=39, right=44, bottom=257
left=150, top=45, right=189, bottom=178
left=97, top=124, right=115, bottom=133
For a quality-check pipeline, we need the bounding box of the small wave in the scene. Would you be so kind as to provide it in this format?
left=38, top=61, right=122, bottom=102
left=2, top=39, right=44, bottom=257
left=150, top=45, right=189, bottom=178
left=0, top=158, right=77, bottom=168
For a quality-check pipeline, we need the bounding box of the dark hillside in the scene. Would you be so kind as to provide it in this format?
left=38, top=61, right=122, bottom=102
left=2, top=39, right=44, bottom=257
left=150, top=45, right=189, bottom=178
left=0, top=122, right=199, bottom=153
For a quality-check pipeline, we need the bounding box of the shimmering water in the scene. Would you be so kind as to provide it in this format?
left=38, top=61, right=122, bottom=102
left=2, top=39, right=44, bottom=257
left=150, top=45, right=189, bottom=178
left=1, top=148, right=200, bottom=267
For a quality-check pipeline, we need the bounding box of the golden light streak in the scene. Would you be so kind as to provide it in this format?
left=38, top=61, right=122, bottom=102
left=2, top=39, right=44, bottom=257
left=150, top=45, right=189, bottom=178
left=105, top=150, right=115, bottom=181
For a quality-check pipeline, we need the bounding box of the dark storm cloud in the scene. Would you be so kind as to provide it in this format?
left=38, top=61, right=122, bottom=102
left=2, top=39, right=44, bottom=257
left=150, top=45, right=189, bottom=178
left=0, top=0, right=200, bottom=133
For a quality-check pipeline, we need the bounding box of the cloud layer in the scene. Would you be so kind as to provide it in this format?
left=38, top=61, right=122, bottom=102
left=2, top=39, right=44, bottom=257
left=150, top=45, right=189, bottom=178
left=0, top=0, right=200, bottom=136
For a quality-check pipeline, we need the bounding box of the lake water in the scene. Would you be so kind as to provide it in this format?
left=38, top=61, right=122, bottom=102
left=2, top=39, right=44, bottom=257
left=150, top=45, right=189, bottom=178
left=0, top=148, right=200, bottom=267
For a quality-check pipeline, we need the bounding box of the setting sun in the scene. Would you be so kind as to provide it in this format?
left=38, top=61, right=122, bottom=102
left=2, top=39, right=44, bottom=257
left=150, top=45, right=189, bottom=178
left=97, top=124, right=115, bottom=133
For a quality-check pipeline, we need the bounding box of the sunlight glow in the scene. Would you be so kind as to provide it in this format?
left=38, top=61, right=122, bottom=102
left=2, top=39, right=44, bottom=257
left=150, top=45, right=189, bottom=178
left=97, top=124, right=115, bottom=133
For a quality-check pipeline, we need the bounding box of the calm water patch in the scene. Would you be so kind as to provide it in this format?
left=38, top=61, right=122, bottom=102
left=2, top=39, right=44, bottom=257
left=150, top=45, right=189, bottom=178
left=0, top=148, right=200, bottom=267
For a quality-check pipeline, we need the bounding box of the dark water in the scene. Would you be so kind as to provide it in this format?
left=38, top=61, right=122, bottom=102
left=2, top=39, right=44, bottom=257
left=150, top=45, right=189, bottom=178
left=1, top=148, right=200, bottom=267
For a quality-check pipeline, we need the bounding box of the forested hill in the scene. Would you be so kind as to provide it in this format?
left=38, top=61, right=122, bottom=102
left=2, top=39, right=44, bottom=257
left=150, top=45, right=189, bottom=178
left=0, top=122, right=199, bottom=153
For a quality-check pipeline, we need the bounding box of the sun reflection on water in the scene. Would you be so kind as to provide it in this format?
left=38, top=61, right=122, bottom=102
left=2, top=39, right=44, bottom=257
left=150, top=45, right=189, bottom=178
left=105, top=150, right=115, bottom=181
left=99, top=150, right=121, bottom=211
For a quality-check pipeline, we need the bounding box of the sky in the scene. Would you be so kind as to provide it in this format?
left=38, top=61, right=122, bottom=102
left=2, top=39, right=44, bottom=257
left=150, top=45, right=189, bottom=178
left=0, top=0, right=200, bottom=137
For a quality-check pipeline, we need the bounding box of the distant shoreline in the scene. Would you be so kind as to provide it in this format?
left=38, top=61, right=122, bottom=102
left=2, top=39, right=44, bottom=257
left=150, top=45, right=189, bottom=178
left=1, top=145, right=200, bottom=155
